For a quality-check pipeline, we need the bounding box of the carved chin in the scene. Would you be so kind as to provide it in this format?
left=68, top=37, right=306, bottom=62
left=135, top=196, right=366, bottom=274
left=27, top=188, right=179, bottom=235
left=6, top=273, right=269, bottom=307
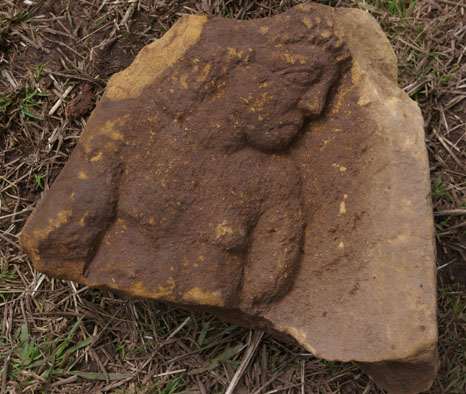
left=244, top=123, right=301, bottom=153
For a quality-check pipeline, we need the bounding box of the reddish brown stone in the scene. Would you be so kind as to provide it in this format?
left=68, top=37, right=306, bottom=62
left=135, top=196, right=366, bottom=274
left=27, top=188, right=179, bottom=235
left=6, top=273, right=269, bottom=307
left=20, top=4, right=438, bottom=393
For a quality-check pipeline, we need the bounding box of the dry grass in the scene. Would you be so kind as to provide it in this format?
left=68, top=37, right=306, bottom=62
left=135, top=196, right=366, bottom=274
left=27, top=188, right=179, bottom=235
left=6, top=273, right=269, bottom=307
left=0, top=0, right=465, bottom=393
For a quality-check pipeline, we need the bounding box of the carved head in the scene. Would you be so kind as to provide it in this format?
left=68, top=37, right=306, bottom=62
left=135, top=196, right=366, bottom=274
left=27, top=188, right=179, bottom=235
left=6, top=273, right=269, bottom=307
left=139, top=4, right=349, bottom=153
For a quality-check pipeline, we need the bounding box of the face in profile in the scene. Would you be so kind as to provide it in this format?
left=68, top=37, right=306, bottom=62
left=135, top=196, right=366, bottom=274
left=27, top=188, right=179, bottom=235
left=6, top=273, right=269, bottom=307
left=184, top=12, right=345, bottom=155
left=239, top=46, right=341, bottom=153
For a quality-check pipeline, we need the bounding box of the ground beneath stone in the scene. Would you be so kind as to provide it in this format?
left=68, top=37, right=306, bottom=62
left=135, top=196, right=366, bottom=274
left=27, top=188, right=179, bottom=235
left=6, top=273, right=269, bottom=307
left=0, top=1, right=464, bottom=393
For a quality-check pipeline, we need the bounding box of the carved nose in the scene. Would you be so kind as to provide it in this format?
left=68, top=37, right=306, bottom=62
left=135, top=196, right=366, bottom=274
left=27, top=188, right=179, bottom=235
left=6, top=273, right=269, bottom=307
left=298, top=85, right=328, bottom=118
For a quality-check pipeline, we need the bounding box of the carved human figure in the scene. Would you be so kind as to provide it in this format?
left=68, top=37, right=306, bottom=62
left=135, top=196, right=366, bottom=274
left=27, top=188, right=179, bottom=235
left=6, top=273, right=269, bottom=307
left=19, top=6, right=440, bottom=393
left=20, top=6, right=347, bottom=310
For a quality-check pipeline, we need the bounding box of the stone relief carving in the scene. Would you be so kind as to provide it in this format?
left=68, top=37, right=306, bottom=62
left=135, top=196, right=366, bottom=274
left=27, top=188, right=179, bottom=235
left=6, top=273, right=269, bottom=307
left=22, top=7, right=348, bottom=309
left=20, top=5, right=438, bottom=392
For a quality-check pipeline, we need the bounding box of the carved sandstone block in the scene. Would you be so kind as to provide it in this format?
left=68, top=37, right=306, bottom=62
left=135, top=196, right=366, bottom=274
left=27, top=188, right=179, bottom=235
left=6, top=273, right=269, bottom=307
left=20, top=4, right=438, bottom=393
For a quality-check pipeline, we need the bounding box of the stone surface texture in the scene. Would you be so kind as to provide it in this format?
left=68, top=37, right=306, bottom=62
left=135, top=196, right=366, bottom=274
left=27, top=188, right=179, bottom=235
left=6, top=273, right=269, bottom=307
left=20, top=4, right=438, bottom=393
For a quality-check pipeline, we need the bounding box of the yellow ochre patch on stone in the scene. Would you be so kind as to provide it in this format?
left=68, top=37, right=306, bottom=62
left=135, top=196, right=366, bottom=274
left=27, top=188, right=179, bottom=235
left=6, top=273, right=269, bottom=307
left=215, top=220, right=233, bottom=239
left=90, top=152, right=103, bottom=162
left=196, top=64, right=211, bottom=83
left=277, top=326, right=309, bottom=350
left=22, top=210, right=73, bottom=264
left=339, top=194, right=349, bottom=215
left=18, top=237, right=40, bottom=265
left=227, top=47, right=243, bottom=58
left=96, top=279, right=177, bottom=302
left=128, top=281, right=176, bottom=301
left=50, top=260, right=86, bottom=282
left=259, top=26, right=268, bottom=34
left=320, top=30, right=331, bottom=38
left=82, top=116, right=127, bottom=154
left=78, top=171, right=88, bottom=180
left=339, top=201, right=346, bottom=215
left=332, top=163, right=347, bottom=172
left=180, top=74, right=189, bottom=89
left=283, top=52, right=307, bottom=65
left=302, top=16, right=313, bottom=29
left=183, top=287, right=225, bottom=307
left=105, top=15, right=207, bottom=101
left=79, top=213, right=88, bottom=227
left=42, top=210, right=72, bottom=239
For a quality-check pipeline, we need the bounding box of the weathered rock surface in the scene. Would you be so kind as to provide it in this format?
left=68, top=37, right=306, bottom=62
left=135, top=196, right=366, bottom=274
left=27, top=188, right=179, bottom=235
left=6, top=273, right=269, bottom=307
left=20, top=4, right=438, bottom=393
